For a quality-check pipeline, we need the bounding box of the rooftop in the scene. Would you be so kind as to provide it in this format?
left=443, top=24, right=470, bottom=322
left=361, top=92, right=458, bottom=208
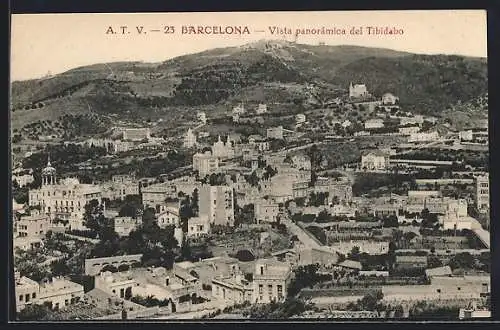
left=425, top=266, right=452, bottom=277
left=337, top=260, right=362, bottom=270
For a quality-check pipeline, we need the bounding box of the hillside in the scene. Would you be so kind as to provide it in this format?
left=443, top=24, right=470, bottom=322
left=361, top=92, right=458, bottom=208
left=11, top=41, right=488, bottom=136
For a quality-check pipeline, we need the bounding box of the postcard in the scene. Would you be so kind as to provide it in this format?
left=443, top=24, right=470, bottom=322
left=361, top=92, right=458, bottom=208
left=10, top=10, right=490, bottom=321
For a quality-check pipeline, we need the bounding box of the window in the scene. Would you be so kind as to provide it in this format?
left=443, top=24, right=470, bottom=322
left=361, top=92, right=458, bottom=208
left=258, top=284, right=263, bottom=295
left=32, top=293, right=36, bottom=299
left=65, top=299, right=69, bottom=306
left=260, top=266, right=264, bottom=275
left=19, top=295, right=23, bottom=301
left=268, top=285, right=273, bottom=296
left=277, top=285, right=283, bottom=299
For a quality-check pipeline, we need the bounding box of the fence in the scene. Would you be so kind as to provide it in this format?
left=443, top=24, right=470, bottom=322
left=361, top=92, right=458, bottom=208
left=94, top=306, right=161, bottom=320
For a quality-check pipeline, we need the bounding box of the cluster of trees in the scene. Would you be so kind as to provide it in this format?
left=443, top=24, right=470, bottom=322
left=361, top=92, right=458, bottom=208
left=420, top=209, right=439, bottom=229
left=200, top=173, right=227, bottom=186
left=132, top=150, right=192, bottom=178
left=408, top=301, right=461, bottom=320
left=304, top=226, right=327, bottom=245
left=16, top=303, right=55, bottom=321
left=83, top=200, right=180, bottom=269
left=346, top=289, right=385, bottom=312
left=117, top=195, right=143, bottom=218
left=353, top=173, right=415, bottom=197
left=179, top=189, right=199, bottom=232
left=308, top=192, right=329, bottom=207
left=21, top=143, right=108, bottom=185
left=130, top=295, right=172, bottom=307
left=12, top=183, right=29, bottom=204
left=398, top=150, right=488, bottom=170
left=334, top=54, right=487, bottom=117
left=234, top=204, right=255, bottom=226
left=244, top=298, right=312, bottom=319
left=287, top=264, right=332, bottom=297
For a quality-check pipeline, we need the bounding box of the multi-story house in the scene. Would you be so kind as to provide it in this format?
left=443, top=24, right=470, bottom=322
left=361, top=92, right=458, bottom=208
left=253, top=259, right=292, bottom=304
left=193, top=151, right=219, bottom=177
left=114, top=217, right=142, bottom=237
left=475, top=174, right=490, bottom=213
left=199, top=185, right=235, bottom=226
left=28, top=159, right=102, bottom=230
left=360, top=151, right=390, bottom=171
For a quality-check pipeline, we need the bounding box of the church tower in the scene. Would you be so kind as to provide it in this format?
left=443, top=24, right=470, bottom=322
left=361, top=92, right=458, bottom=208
left=41, top=155, right=57, bottom=185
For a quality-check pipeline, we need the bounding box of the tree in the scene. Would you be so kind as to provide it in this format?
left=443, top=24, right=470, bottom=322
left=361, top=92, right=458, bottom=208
left=180, top=237, right=192, bottom=261
left=17, top=303, right=52, bottom=321
left=383, top=215, right=399, bottom=228
left=394, top=304, right=405, bottom=318
left=348, top=246, right=361, bottom=261
left=449, top=252, right=474, bottom=270
left=82, top=199, right=102, bottom=232
left=359, top=289, right=384, bottom=311
left=50, top=259, right=71, bottom=277
left=316, top=210, right=331, bottom=223
left=245, top=171, right=260, bottom=187
left=427, top=255, right=443, bottom=269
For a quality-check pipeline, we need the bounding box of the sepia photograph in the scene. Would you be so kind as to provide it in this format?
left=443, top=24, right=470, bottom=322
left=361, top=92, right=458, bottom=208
left=9, top=10, right=490, bottom=321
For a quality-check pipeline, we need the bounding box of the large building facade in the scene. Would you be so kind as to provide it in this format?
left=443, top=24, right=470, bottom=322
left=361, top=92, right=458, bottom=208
left=199, top=185, right=235, bottom=226
left=253, top=259, right=292, bottom=304
left=28, top=159, right=102, bottom=230
left=476, top=174, right=490, bottom=213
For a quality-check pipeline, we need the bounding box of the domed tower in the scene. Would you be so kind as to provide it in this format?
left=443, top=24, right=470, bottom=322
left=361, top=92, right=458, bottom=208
left=41, top=155, right=57, bottom=185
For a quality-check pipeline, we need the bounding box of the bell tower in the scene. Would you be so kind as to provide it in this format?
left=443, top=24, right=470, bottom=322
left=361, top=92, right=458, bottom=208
left=41, top=154, right=57, bottom=185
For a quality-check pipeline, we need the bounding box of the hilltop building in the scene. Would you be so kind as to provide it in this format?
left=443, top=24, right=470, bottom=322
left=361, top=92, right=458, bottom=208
left=197, top=112, right=207, bottom=124
left=349, top=82, right=370, bottom=99
left=381, top=93, right=399, bottom=105
left=295, top=114, right=306, bottom=125
left=256, top=103, right=268, bottom=115
left=211, top=136, right=235, bottom=160
left=361, top=151, right=390, bottom=171
left=183, top=128, right=197, bottom=148
left=267, top=126, right=284, bottom=140
left=122, top=128, right=150, bottom=142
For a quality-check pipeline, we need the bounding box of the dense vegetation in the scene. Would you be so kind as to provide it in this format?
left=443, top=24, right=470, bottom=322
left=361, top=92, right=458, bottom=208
left=333, top=55, right=487, bottom=116
left=12, top=43, right=487, bottom=130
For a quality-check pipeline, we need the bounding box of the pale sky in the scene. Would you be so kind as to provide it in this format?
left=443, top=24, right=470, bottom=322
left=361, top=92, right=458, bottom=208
left=10, top=10, right=487, bottom=81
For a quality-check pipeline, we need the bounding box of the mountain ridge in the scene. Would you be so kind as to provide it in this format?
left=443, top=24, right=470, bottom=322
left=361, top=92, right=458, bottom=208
left=11, top=41, right=488, bottom=133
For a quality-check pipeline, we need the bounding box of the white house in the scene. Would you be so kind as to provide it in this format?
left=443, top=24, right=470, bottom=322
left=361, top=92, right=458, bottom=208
left=408, top=131, right=439, bottom=143
left=349, top=83, right=370, bottom=99
left=399, top=125, right=420, bottom=135
left=460, top=130, right=474, bottom=141
left=361, top=151, right=390, bottom=171
left=187, top=216, right=210, bottom=237
left=295, top=114, right=306, bottom=124
left=364, top=119, right=385, bottom=129
left=256, top=104, right=268, bottom=114
left=381, top=93, right=399, bottom=105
